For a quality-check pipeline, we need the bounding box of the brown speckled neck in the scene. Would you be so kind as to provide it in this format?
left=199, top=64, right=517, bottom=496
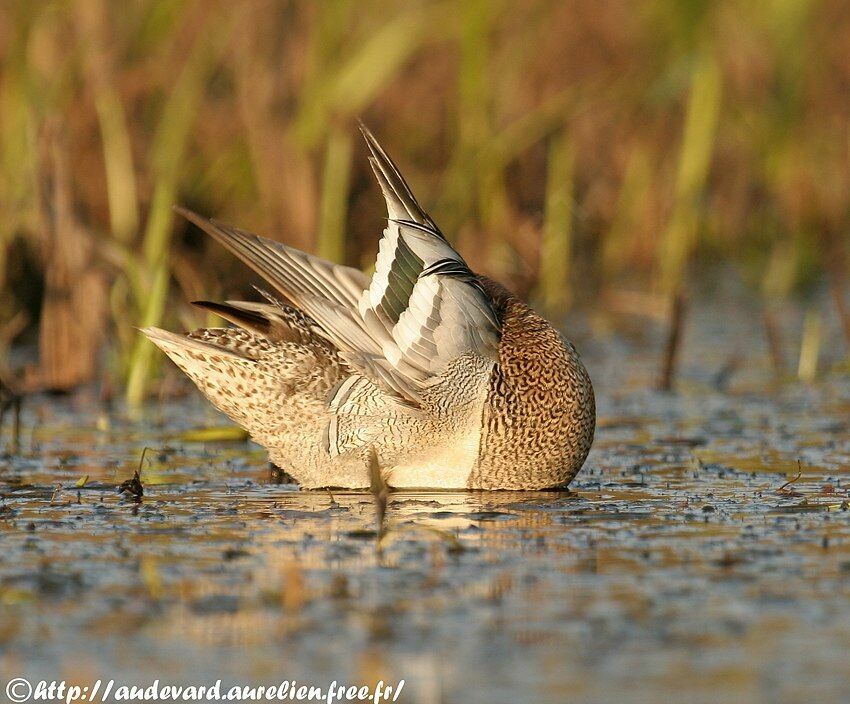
left=469, top=278, right=595, bottom=489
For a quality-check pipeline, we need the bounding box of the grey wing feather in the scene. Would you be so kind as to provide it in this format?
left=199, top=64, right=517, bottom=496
left=175, top=206, right=368, bottom=309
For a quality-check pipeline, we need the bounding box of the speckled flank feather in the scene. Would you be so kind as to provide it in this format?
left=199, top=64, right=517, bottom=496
left=146, top=125, right=595, bottom=489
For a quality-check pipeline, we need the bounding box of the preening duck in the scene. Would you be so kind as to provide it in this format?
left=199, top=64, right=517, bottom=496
left=144, top=125, right=595, bottom=489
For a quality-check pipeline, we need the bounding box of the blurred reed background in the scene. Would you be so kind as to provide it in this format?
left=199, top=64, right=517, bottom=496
left=1, top=0, right=849, bottom=405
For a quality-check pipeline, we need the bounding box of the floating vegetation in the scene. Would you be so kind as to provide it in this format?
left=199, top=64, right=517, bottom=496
left=177, top=426, right=250, bottom=443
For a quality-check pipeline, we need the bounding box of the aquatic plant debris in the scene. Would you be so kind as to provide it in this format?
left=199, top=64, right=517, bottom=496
left=117, top=447, right=149, bottom=502
left=776, top=459, right=804, bottom=494
left=116, top=471, right=144, bottom=501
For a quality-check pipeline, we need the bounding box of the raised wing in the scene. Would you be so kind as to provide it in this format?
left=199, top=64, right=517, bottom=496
left=173, top=125, right=500, bottom=409
left=353, top=124, right=501, bottom=381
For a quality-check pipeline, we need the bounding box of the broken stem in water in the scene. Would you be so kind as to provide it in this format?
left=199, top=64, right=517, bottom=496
left=0, top=376, right=22, bottom=455
left=829, top=271, right=850, bottom=352
left=762, top=307, right=785, bottom=379
left=658, top=290, right=687, bottom=391
left=367, top=448, right=389, bottom=548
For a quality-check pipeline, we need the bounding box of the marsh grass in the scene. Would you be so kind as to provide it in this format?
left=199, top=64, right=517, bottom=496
left=1, top=0, right=849, bottom=398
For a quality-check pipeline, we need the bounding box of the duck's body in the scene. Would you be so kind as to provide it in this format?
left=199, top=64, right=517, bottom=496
left=145, top=127, right=594, bottom=489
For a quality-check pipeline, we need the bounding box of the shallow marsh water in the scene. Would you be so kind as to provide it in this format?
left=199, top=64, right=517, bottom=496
left=2, top=302, right=850, bottom=704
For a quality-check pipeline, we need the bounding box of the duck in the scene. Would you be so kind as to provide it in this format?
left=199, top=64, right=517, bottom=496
left=144, top=125, right=595, bottom=489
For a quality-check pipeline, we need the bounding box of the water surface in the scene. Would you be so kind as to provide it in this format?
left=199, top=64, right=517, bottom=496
left=2, top=303, right=849, bottom=703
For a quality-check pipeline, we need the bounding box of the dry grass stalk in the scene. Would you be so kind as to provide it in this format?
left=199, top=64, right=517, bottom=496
left=34, top=125, right=107, bottom=391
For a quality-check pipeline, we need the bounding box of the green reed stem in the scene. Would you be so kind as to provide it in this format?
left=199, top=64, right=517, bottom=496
left=539, top=130, right=575, bottom=313
left=659, top=50, right=722, bottom=294
left=316, top=126, right=354, bottom=264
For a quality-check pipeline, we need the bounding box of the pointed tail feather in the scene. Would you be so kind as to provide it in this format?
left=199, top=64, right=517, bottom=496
left=141, top=326, right=249, bottom=360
